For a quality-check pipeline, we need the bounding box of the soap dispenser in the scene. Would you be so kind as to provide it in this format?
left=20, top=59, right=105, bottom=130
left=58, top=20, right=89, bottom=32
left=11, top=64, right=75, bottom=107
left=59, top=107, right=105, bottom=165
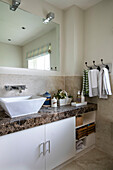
left=81, top=91, right=85, bottom=103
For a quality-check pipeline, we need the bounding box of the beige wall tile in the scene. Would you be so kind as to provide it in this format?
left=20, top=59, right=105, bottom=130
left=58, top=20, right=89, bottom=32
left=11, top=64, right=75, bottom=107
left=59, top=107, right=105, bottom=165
left=0, top=74, right=65, bottom=97
left=65, top=76, right=82, bottom=101
left=89, top=75, right=113, bottom=156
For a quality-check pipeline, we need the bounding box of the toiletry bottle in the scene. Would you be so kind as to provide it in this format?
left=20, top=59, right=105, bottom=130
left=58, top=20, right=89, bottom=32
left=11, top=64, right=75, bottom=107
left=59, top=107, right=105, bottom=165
left=81, top=91, right=85, bottom=103
left=76, top=91, right=81, bottom=103
left=51, top=97, right=57, bottom=107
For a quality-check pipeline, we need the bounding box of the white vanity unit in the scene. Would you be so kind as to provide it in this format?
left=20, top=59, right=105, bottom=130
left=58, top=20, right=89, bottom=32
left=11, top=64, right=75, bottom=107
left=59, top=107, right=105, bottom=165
left=0, top=104, right=97, bottom=170
left=0, top=117, right=75, bottom=170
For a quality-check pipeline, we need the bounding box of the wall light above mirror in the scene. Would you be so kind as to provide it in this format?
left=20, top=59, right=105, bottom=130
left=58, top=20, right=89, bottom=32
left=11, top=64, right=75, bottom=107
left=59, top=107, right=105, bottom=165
left=10, top=0, right=21, bottom=11
left=43, top=12, right=55, bottom=24
left=0, top=1, right=60, bottom=71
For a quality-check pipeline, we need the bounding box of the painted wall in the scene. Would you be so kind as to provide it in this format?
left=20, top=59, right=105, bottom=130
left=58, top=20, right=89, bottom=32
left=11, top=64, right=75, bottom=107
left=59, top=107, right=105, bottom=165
left=84, top=0, right=113, bottom=74
left=84, top=0, right=113, bottom=156
left=0, top=42, right=22, bottom=68
left=64, top=5, right=84, bottom=76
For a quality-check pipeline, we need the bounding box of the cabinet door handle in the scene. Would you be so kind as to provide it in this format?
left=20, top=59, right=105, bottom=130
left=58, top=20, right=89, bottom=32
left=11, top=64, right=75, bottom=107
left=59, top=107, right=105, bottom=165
left=45, top=140, right=50, bottom=154
left=39, top=142, right=45, bottom=156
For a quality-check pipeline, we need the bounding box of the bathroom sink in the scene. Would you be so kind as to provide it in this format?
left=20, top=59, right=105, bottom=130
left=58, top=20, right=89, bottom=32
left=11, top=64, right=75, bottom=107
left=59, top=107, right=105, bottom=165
left=0, top=96, right=46, bottom=118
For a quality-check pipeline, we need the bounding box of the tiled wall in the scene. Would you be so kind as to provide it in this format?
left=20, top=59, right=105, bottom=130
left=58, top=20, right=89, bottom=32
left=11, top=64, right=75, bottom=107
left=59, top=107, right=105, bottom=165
left=65, top=76, right=83, bottom=101
left=86, top=75, right=113, bottom=157
left=95, top=75, right=113, bottom=156
left=0, top=75, right=82, bottom=99
left=1, top=74, right=113, bottom=156
left=0, top=74, right=65, bottom=97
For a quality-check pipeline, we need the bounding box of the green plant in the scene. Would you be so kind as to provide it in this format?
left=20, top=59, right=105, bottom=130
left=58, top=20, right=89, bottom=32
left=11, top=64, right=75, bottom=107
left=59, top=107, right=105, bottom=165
left=55, top=89, right=67, bottom=99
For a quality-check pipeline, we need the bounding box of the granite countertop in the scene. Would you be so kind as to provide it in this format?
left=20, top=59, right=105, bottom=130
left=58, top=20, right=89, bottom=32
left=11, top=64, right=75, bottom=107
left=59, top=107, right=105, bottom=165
left=0, top=103, right=97, bottom=136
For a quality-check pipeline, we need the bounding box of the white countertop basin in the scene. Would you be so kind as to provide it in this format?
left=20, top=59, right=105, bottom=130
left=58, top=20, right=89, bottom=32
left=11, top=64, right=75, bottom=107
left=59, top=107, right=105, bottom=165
left=0, top=96, right=46, bottom=118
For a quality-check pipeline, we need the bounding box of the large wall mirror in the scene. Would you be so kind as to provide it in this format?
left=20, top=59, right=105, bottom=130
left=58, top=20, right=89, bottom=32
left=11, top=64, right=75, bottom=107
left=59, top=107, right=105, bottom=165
left=0, top=1, right=60, bottom=71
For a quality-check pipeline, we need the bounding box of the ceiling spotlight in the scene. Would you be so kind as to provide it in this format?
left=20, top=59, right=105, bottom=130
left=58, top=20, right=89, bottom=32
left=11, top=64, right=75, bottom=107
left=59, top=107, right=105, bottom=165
left=43, top=12, right=55, bottom=24
left=10, top=0, right=21, bottom=11
left=21, top=27, right=26, bottom=30
left=8, top=39, right=11, bottom=41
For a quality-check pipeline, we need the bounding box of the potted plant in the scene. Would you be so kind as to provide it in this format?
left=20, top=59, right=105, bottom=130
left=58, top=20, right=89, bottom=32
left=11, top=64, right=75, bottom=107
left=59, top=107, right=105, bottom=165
left=54, top=89, right=67, bottom=106
left=55, top=90, right=73, bottom=106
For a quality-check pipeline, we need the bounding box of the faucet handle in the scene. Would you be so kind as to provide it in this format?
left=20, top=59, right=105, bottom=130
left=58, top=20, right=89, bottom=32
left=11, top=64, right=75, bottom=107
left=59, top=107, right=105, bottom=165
left=18, top=85, right=27, bottom=93
left=4, top=85, right=12, bottom=91
left=21, top=85, right=27, bottom=90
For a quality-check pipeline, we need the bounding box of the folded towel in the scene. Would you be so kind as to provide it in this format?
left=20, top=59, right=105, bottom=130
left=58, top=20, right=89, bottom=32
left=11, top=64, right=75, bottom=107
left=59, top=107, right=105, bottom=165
left=83, top=70, right=89, bottom=96
left=76, top=140, right=83, bottom=147
left=88, top=69, right=99, bottom=97
left=76, top=145, right=83, bottom=150
left=76, top=144, right=84, bottom=150
left=99, top=68, right=112, bottom=98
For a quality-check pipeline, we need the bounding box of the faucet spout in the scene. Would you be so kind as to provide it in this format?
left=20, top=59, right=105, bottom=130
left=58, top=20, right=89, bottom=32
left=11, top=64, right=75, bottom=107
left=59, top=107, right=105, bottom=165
left=18, top=87, right=22, bottom=93
left=5, top=85, right=27, bottom=93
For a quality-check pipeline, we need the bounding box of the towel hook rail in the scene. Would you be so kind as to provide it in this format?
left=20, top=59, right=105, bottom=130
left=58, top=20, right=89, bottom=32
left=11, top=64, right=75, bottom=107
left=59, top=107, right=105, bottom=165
left=101, top=59, right=109, bottom=70
left=93, top=61, right=100, bottom=71
left=85, top=62, right=92, bottom=69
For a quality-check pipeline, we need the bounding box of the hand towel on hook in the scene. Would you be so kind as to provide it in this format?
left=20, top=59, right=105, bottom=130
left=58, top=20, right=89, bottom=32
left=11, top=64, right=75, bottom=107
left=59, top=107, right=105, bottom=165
left=83, top=69, right=89, bottom=96
left=99, top=67, right=112, bottom=98
left=88, top=69, right=99, bottom=97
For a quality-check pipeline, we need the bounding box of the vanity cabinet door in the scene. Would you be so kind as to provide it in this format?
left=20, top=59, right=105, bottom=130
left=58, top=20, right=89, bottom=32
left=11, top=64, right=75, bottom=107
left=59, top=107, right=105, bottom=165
left=0, top=125, right=46, bottom=170
left=46, top=117, right=75, bottom=170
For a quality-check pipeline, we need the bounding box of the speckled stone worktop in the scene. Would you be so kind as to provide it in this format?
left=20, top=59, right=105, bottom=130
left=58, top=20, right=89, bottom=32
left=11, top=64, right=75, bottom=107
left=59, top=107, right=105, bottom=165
left=0, top=103, right=97, bottom=136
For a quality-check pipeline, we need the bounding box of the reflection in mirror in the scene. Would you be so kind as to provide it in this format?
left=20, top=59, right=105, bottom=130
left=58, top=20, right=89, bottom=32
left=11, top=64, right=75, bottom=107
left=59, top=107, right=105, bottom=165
left=0, top=1, right=60, bottom=71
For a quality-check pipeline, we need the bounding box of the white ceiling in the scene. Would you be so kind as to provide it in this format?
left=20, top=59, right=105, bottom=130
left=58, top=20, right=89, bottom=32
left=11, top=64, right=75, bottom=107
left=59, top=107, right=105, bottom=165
left=44, top=0, right=103, bottom=10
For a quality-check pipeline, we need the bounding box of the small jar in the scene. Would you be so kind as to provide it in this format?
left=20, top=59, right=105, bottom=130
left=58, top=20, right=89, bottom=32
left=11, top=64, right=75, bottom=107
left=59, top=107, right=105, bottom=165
left=43, top=92, right=51, bottom=107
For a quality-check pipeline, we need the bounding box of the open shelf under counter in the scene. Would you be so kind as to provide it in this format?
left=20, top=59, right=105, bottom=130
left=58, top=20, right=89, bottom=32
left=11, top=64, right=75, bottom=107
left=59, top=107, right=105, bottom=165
left=76, top=121, right=96, bottom=129
left=75, top=133, right=95, bottom=154
left=75, top=136, right=87, bottom=153
left=75, top=111, right=96, bottom=154
left=76, top=111, right=96, bottom=128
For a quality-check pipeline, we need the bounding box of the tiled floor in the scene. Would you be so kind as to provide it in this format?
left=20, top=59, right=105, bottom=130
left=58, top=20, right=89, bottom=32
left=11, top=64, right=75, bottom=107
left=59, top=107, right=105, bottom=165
left=59, top=149, right=113, bottom=170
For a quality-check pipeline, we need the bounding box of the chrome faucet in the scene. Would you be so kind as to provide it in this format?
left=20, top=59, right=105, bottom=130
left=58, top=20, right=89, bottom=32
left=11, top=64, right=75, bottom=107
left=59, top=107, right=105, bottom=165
left=4, top=85, right=27, bottom=93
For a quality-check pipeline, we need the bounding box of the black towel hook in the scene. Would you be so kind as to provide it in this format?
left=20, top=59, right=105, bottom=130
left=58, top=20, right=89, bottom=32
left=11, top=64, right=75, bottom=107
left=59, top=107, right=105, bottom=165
left=93, top=61, right=100, bottom=71
left=85, top=62, right=92, bottom=70
left=101, top=59, right=109, bottom=70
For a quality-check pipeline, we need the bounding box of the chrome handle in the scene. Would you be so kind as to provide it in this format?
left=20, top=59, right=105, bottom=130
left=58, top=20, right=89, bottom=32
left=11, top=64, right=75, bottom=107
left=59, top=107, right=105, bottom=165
left=39, top=142, right=45, bottom=156
left=45, top=140, right=50, bottom=154
left=48, top=140, right=50, bottom=153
